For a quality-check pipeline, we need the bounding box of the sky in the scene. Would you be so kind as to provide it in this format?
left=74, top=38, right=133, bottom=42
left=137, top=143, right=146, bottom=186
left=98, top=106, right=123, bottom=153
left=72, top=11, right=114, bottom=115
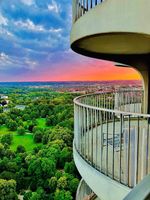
left=0, top=0, right=141, bottom=82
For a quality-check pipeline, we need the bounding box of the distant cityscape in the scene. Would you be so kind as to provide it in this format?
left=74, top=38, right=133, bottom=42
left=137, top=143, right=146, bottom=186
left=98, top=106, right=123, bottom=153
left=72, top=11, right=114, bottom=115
left=0, top=80, right=142, bottom=94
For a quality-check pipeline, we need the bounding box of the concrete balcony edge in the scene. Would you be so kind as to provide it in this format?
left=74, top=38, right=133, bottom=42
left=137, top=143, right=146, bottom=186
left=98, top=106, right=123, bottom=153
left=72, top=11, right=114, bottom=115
left=73, top=142, right=131, bottom=200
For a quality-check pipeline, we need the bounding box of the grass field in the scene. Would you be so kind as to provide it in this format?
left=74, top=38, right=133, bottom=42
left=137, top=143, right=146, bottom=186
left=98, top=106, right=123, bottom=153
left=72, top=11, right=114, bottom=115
left=36, top=118, right=48, bottom=128
left=0, top=118, right=46, bottom=151
left=10, top=133, right=37, bottom=152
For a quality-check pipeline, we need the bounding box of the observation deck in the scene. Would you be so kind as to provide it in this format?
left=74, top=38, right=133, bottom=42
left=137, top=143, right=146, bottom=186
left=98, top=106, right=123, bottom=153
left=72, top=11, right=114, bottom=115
left=74, top=90, right=150, bottom=200
left=70, top=0, right=150, bottom=199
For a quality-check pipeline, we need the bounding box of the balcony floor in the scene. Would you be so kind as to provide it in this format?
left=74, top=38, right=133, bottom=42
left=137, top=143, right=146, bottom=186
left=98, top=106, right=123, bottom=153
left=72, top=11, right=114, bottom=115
left=78, top=119, right=150, bottom=188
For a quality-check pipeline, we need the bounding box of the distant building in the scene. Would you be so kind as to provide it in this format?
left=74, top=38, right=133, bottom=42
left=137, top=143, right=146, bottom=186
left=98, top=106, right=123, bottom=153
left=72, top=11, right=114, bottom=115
left=0, top=95, right=8, bottom=99
left=15, top=105, right=26, bottom=110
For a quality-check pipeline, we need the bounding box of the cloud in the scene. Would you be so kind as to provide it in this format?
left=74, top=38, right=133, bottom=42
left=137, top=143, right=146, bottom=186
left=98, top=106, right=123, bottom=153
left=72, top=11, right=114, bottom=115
left=14, top=19, right=45, bottom=32
left=48, top=0, right=60, bottom=13
left=48, top=27, right=62, bottom=33
left=24, top=58, right=37, bottom=70
left=14, top=19, right=62, bottom=34
left=0, top=13, right=8, bottom=25
left=0, top=52, right=38, bottom=71
left=0, top=28, right=14, bottom=38
left=0, top=52, right=9, bottom=62
left=21, top=0, right=34, bottom=6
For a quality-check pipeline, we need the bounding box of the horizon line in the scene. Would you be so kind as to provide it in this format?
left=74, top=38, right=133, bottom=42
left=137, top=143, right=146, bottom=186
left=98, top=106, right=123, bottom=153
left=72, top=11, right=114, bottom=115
left=0, top=79, right=142, bottom=83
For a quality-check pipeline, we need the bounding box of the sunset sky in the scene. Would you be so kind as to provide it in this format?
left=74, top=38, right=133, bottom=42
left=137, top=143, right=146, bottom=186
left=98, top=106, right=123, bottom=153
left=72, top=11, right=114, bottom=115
left=0, top=0, right=141, bottom=82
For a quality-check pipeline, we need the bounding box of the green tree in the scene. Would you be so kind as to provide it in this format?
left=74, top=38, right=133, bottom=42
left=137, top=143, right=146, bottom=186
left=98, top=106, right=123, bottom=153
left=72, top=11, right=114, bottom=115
left=0, top=113, right=7, bottom=125
left=55, top=170, right=63, bottom=180
left=64, top=161, right=76, bottom=175
left=28, top=187, right=47, bottom=200
left=48, top=177, right=57, bottom=192
left=17, top=126, right=25, bottom=135
left=42, top=133, right=49, bottom=144
left=28, top=157, right=56, bottom=180
left=46, top=115, right=56, bottom=126
left=54, top=189, right=73, bottom=200
left=23, top=191, right=32, bottom=200
left=7, top=161, right=18, bottom=173
left=30, top=192, right=40, bottom=200
left=16, top=168, right=29, bottom=192
left=16, top=145, right=26, bottom=153
left=0, top=107, right=3, bottom=113
left=0, top=171, right=16, bottom=180
left=0, top=143, right=5, bottom=158
left=22, top=113, right=30, bottom=121
left=27, top=120, right=37, bottom=132
left=57, top=176, right=67, bottom=190
left=7, top=119, right=17, bottom=131
left=5, top=149, right=15, bottom=159
left=59, top=147, right=72, bottom=168
left=1, top=134, right=13, bottom=145
left=49, top=126, right=73, bottom=147
left=48, top=139, right=66, bottom=150
left=0, top=179, right=18, bottom=200
left=33, top=130, right=43, bottom=143
left=68, top=178, right=79, bottom=194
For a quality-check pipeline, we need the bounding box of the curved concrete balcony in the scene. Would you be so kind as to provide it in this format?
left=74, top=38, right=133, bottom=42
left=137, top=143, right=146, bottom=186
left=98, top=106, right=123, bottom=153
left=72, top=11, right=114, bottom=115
left=71, top=0, right=150, bottom=61
left=74, top=90, right=150, bottom=199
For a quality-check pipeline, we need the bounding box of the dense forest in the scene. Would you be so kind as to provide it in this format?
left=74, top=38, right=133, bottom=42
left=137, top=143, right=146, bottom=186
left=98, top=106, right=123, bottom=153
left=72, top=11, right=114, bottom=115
left=0, top=87, right=80, bottom=200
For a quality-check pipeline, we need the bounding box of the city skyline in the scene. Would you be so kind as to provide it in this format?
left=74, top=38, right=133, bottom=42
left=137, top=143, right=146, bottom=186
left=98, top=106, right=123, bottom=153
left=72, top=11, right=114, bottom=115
left=0, top=0, right=140, bottom=81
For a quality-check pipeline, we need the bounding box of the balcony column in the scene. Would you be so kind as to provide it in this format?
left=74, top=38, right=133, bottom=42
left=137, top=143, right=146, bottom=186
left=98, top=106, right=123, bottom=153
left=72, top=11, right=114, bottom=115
left=72, top=0, right=77, bottom=23
left=137, top=67, right=150, bottom=114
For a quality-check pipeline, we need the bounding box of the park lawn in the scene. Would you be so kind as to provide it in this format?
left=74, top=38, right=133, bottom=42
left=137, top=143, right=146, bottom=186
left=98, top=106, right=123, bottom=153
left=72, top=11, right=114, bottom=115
left=10, top=133, right=37, bottom=152
left=36, top=118, right=53, bottom=130
left=23, top=118, right=51, bottom=129
left=0, top=119, right=45, bottom=152
left=36, top=118, right=47, bottom=128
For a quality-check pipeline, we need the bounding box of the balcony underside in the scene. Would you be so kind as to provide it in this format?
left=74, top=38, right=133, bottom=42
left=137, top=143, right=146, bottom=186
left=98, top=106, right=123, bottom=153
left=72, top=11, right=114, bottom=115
left=71, top=32, right=150, bottom=55
left=71, top=33, right=150, bottom=65
left=71, top=0, right=150, bottom=64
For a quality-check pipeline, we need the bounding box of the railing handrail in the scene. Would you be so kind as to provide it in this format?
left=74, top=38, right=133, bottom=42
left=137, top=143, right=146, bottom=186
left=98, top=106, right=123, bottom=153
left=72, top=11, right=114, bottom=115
left=74, top=91, right=149, bottom=118
left=75, top=89, right=142, bottom=99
